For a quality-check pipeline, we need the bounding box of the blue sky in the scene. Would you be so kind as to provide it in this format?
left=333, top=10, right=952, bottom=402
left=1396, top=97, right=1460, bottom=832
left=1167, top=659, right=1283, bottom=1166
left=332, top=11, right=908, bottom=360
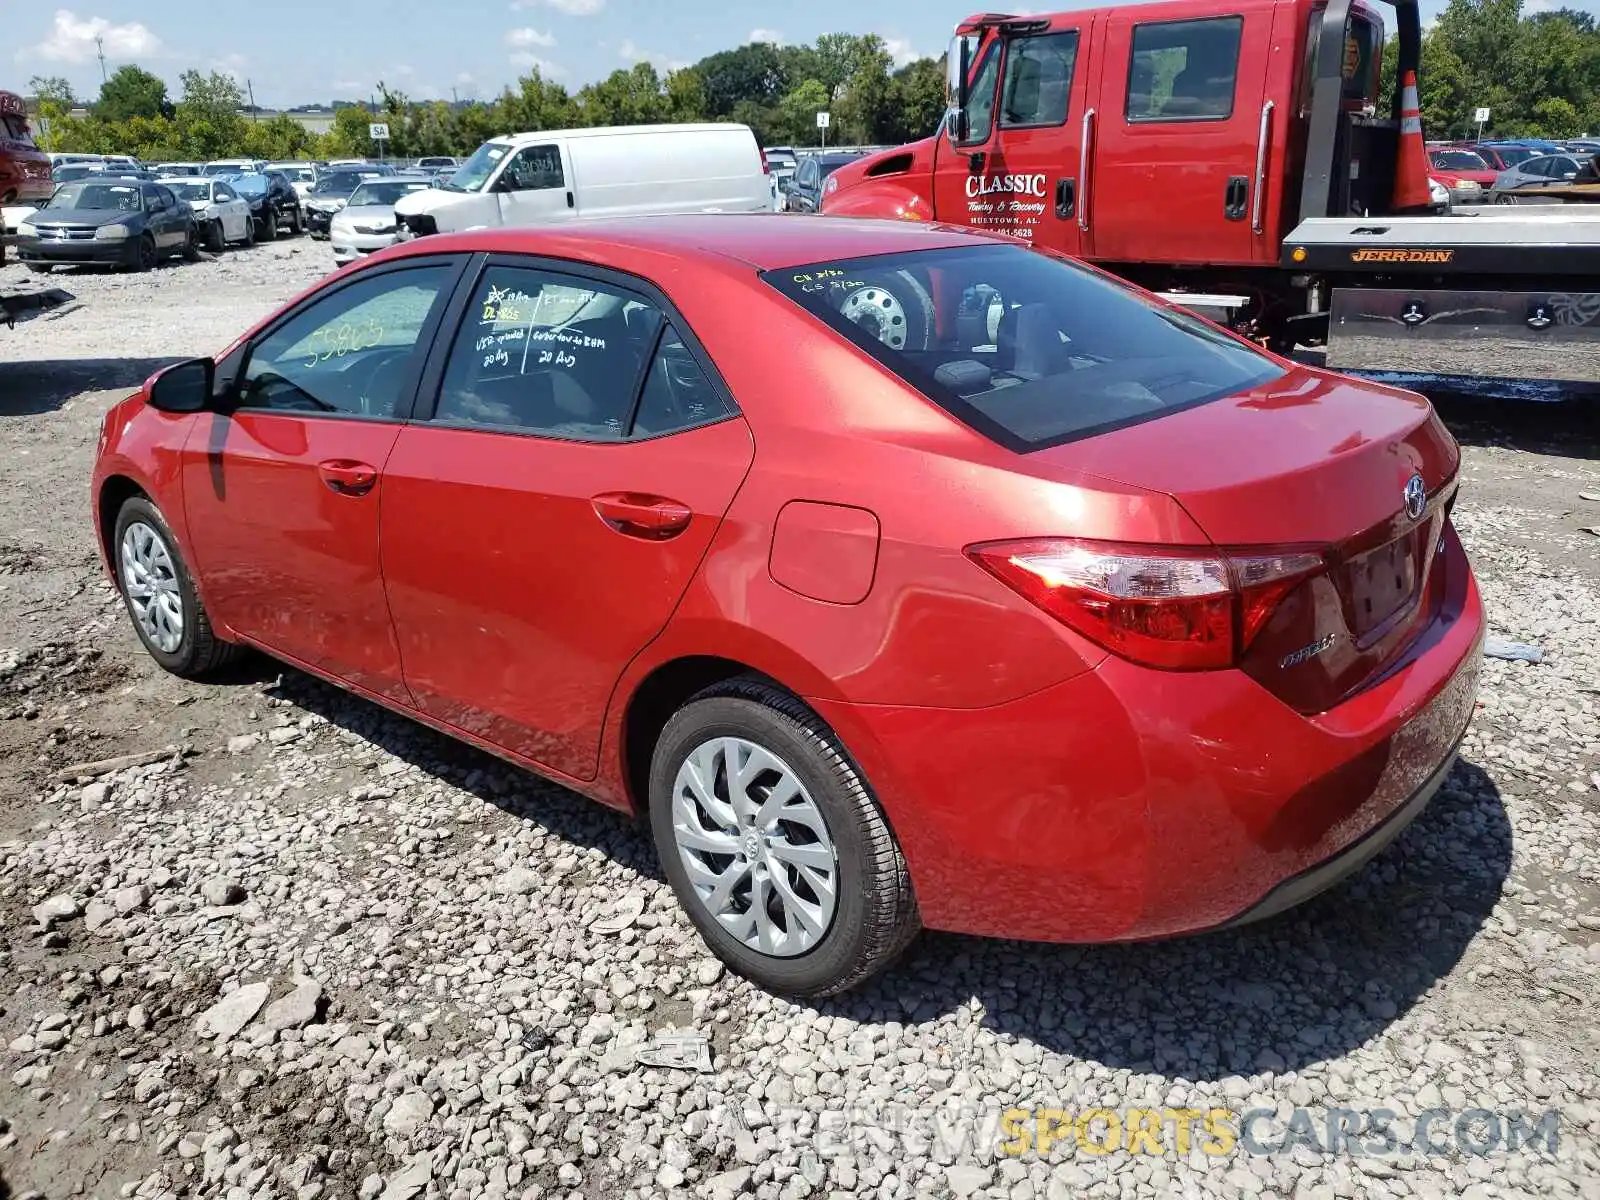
left=13, top=0, right=1597, bottom=109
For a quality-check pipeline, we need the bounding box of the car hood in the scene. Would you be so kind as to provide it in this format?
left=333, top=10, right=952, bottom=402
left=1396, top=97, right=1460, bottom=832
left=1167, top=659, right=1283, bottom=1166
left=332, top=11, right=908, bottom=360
left=394, top=188, right=469, bottom=217
left=28, top=208, right=140, bottom=228
left=334, top=204, right=398, bottom=224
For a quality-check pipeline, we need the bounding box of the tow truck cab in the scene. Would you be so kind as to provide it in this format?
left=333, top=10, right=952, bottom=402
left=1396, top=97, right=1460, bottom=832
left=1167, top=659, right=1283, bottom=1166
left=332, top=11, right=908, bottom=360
left=822, top=0, right=1412, bottom=269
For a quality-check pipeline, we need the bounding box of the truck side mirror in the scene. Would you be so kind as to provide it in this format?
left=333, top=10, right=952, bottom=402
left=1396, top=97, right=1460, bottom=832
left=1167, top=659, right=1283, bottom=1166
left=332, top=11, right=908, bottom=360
left=946, top=35, right=970, bottom=144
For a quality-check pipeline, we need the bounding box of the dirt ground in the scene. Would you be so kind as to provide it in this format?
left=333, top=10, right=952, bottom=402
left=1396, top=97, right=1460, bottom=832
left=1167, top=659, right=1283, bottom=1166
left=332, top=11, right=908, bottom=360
left=1, top=245, right=1598, bottom=1200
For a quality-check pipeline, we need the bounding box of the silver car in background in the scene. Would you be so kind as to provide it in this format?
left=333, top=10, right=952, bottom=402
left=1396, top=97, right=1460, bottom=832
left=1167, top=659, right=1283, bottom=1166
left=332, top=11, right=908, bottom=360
left=329, top=176, right=436, bottom=265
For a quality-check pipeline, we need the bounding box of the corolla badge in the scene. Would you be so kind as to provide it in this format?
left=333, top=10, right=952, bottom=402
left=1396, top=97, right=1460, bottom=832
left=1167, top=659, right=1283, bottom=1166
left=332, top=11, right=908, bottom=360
left=1404, top=473, right=1427, bottom=521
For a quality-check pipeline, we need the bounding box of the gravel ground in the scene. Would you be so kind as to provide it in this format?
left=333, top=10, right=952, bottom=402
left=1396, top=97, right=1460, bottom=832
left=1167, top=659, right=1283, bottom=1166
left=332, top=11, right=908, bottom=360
left=1, top=243, right=1599, bottom=1200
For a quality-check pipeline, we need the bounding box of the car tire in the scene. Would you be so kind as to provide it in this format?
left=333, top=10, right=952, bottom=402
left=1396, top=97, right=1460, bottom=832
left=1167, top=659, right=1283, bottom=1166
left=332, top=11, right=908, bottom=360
left=205, top=220, right=225, bottom=252
left=262, top=210, right=278, bottom=241
left=132, top=234, right=157, bottom=272
left=181, top=229, right=201, bottom=262
left=290, top=207, right=304, bottom=235
left=112, top=496, right=242, bottom=680
left=649, top=679, right=920, bottom=997
left=244, top=217, right=256, bottom=247
left=834, top=270, right=936, bottom=353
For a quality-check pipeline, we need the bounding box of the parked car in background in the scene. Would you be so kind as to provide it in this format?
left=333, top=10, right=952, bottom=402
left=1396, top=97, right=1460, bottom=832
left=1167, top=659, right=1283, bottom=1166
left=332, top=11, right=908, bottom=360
left=1, top=91, right=54, bottom=231
left=266, top=161, right=320, bottom=202
left=225, top=171, right=304, bottom=238
left=52, top=163, right=106, bottom=183
left=1490, top=153, right=1585, bottom=196
left=304, top=168, right=387, bottom=238
left=329, top=175, right=435, bottom=265
left=152, top=162, right=205, bottom=177
left=764, top=145, right=798, bottom=196
left=782, top=152, right=863, bottom=213
left=91, top=215, right=1483, bottom=996
left=163, top=176, right=254, bottom=250
left=395, top=123, right=770, bottom=238
left=414, top=156, right=459, bottom=170
left=1474, top=143, right=1541, bottom=171
left=1427, top=148, right=1496, bottom=203
left=204, top=158, right=266, bottom=177
left=15, top=178, right=197, bottom=271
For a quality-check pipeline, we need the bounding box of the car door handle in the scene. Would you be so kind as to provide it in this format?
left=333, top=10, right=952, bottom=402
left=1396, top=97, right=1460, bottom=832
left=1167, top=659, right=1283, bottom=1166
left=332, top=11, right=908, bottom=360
left=317, top=459, right=378, bottom=496
left=591, top=492, right=692, bottom=539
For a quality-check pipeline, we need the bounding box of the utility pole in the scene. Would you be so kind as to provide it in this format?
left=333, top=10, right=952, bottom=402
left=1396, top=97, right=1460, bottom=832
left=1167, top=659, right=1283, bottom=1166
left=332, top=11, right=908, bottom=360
left=95, top=36, right=107, bottom=85
left=247, top=78, right=258, bottom=122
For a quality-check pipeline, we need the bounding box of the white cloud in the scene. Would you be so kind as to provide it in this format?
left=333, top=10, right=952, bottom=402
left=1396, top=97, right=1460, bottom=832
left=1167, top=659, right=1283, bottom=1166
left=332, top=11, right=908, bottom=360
left=506, top=27, right=556, bottom=49
left=210, top=52, right=247, bottom=83
left=509, top=53, right=564, bottom=76
left=511, top=0, right=603, bottom=13
left=27, top=9, right=162, bottom=63
left=881, top=36, right=920, bottom=67
left=332, top=79, right=366, bottom=92
left=748, top=29, right=783, bottom=44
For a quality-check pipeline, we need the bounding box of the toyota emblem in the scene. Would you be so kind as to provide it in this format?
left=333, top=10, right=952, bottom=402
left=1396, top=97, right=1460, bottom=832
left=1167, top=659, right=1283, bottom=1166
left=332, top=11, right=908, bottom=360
left=1403, top=473, right=1427, bottom=520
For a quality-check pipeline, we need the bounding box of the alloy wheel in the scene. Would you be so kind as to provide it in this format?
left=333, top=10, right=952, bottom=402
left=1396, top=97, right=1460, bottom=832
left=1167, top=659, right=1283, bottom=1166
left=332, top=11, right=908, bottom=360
left=670, top=736, right=839, bottom=957
left=120, top=521, right=184, bottom=654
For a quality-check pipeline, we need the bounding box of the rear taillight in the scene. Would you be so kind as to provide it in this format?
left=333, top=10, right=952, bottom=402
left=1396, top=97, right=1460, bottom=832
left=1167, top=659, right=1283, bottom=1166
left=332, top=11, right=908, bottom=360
left=966, top=539, right=1323, bottom=671
left=759, top=148, right=771, bottom=175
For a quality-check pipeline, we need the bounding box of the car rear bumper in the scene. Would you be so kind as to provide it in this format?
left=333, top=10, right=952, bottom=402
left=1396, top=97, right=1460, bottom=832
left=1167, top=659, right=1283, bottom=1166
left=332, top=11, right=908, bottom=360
left=16, top=237, right=137, bottom=266
left=809, top=531, right=1484, bottom=944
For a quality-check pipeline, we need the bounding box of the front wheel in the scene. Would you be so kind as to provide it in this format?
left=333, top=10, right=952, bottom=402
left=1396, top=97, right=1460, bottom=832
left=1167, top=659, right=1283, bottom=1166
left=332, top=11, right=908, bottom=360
left=206, top=220, right=225, bottom=252
left=261, top=210, right=278, bottom=241
left=181, top=229, right=201, bottom=261
left=131, top=234, right=157, bottom=272
left=113, top=497, right=241, bottom=679
left=290, top=207, right=304, bottom=235
left=649, top=680, right=920, bottom=996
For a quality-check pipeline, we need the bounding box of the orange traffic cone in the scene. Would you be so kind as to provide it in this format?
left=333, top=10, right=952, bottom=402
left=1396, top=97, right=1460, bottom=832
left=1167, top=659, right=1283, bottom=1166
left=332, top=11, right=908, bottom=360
left=1392, top=69, right=1434, bottom=210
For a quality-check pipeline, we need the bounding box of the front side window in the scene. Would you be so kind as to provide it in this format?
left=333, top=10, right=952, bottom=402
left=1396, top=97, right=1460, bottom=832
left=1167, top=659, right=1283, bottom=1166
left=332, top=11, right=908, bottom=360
left=764, top=245, right=1282, bottom=451
left=958, top=42, right=1002, bottom=145
left=1001, top=31, right=1079, bottom=128
left=501, top=145, right=564, bottom=192
left=1127, top=16, right=1243, bottom=122
left=237, top=265, right=451, bottom=418
left=216, top=183, right=238, bottom=202
left=434, top=265, right=730, bottom=441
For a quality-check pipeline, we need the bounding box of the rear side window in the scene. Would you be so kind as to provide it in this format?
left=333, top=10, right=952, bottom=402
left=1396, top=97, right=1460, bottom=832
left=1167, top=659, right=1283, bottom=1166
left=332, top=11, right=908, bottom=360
left=1127, top=16, right=1243, bottom=122
left=433, top=265, right=730, bottom=441
left=764, top=245, right=1282, bottom=452
left=1001, top=31, right=1079, bottom=128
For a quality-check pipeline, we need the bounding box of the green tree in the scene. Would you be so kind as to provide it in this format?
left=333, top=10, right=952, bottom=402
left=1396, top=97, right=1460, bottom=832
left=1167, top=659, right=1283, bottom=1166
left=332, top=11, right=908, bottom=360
left=664, top=67, right=709, bottom=123
left=495, top=67, right=577, bottom=134
left=886, top=57, right=947, bottom=144
left=323, top=103, right=379, bottom=158
left=577, top=63, right=670, bottom=126
left=697, top=43, right=790, bottom=118
left=175, top=70, right=249, bottom=158
left=776, top=79, right=831, bottom=145
left=95, top=64, right=173, bottom=124
left=28, top=75, right=76, bottom=151
left=242, top=113, right=317, bottom=160
left=834, top=34, right=893, bottom=144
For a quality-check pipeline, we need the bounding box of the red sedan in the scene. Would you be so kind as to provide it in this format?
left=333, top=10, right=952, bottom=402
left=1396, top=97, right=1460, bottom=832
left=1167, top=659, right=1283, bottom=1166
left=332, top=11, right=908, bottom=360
left=91, top=216, right=1483, bottom=996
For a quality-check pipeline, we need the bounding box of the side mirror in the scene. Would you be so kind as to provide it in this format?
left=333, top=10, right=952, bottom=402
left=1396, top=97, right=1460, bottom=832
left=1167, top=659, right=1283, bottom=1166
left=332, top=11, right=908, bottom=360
left=946, top=35, right=971, bottom=144
left=147, top=358, right=214, bottom=413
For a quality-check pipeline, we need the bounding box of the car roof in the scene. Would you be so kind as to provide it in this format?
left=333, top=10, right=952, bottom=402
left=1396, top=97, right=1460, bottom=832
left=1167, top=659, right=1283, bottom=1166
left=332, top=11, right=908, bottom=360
left=492, top=122, right=749, bottom=149
left=391, top=214, right=1000, bottom=272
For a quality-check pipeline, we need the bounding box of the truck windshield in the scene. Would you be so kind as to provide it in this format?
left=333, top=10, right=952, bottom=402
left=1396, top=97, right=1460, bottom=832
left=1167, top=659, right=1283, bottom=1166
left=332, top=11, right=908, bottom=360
left=444, top=142, right=510, bottom=193
left=764, top=245, right=1283, bottom=452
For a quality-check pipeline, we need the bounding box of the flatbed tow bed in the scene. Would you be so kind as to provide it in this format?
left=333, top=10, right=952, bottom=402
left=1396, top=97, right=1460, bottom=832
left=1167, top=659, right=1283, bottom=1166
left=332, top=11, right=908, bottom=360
left=1284, top=210, right=1600, bottom=380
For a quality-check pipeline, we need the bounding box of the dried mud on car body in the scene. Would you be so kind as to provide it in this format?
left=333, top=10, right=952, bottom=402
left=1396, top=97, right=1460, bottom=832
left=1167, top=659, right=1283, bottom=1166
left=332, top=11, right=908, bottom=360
left=1, top=245, right=1598, bottom=1198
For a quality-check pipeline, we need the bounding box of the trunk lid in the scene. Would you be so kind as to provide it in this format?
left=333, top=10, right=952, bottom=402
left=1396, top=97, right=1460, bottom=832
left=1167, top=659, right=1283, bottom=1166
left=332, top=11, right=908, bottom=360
left=1035, top=367, right=1462, bottom=710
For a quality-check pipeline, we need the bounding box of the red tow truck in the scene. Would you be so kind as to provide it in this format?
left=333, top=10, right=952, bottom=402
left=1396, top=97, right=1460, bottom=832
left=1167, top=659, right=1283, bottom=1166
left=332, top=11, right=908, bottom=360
left=822, top=0, right=1600, bottom=384
left=1, top=87, right=71, bottom=329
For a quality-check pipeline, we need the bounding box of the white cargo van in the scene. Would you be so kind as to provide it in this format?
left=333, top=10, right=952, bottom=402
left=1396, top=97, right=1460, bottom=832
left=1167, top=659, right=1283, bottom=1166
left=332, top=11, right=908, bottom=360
left=394, top=123, right=769, bottom=238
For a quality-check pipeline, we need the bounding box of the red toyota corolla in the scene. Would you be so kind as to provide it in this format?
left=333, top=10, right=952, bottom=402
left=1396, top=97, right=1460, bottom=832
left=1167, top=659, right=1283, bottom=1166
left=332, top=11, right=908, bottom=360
left=91, top=216, right=1483, bottom=995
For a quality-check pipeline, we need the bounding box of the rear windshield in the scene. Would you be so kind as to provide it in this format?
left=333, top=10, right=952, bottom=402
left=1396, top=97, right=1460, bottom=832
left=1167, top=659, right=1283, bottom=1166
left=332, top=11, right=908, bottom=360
left=763, top=245, right=1283, bottom=451
left=348, top=180, right=432, bottom=206
left=1431, top=150, right=1488, bottom=170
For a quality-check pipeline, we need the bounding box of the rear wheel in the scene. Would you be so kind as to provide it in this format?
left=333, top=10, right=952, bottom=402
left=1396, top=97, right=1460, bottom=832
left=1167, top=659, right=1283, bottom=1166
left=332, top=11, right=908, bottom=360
left=181, top=229, right=201, bottom=261
left=113, top=497, right=241, bottom=679
left=261, top=210, right=278, bottom=241
left=205, top=220, right=225, bottom=252
left=290, top=206, right=304, bottom=235
left=244, top=216, right=256, bottom=247
left=650, top=679, right=920, bottom=996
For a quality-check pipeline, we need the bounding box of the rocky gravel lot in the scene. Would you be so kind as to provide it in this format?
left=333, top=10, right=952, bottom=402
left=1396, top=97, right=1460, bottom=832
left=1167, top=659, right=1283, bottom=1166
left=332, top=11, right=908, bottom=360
left=1, top=243, right=1599, bottom=1200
